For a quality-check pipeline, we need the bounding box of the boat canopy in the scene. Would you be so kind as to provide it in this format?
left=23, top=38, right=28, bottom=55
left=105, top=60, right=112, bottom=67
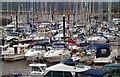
left=46, top=63, right=91, bottom=72
left=64, top=58, right=79, bottom=66
left=6, top=24, right=15, bottom=28
left=87, top=44, right=111, bottom=58
left=104, top=63, right=120, bottom=67
left=29, top=63, right=46, bottom=67
left=77, top=69, right=109, bottom=77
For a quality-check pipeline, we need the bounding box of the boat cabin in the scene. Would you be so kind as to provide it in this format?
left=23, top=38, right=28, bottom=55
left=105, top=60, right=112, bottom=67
left=0, top=45, right=8, bottom=59
left=3, top=44, right=29, bottom=61
left=13, top=44, right=29, bottom=54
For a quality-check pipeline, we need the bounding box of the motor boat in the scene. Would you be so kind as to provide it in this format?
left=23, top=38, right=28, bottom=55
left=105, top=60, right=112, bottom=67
left=3, top=43, right=29, bottom=61
left=103, top=32, right=117, bottom=42
left=87, top=44, right=118, bottom=63
left=0, top=45, right=8, bottom=59
left=29, top=61, right=91, bottom=77
left=87, top=32, right=107, bottom=43
left=25, top=43, right=47, bottom=61
left=44, top=43, right=70, bottom=62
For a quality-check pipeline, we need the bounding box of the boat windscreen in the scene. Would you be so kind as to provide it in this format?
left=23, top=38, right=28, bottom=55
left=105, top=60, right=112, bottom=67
left=32, top=66, right=42, bottom=72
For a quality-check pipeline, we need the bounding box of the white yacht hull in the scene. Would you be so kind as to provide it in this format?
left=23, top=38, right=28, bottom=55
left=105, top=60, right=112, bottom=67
left=4, top=54, right=25, bottom=61
left=93, top=57, right=114, bottom=63
left=26, top=56, right=44, bottom=61
left=45, top=55, right=70, bottom=63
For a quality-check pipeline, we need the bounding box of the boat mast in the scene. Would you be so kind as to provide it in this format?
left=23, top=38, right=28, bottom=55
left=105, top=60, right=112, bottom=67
left=86, top=0, right=89, bottom=24
left=75, top=1, right=78, bottom=23
left=49, top=4, right=52, bottom=22
left=28, top=1, right=33, bottom=34
left=26, top=1, right=30, bottom=33
left=72, top=1, right=78, bottom=25
left=55, top=2, right=58, bottom=22
left=37, top=1, right=39, bottom=32
left=67, top=1, right=70, bottom=38
left=80, top=0, right=83, bottom=25
left=6, top=0, right=8, bottom=24
left=98, top=1, right=103, bottom=22
left=16, top=2, right=20, bottom=31
left=0, top=1, right=1, bottom=20
left=89, top=0, right=92, bottom=22
left=45, top=0, right=47, bottom=22
left=92, top=0, right=94, bottom=18
left=108, top=0, right=112, bottom=27
left=118, top=1, right=120, bottom=15
left=88, top=0, right=92, bottom=35
left=31, top=0, right=34, bottom=34
left=44, top=0, right=47, bottom=42
left=41, top=1, right=43, bottom=23
left=72, top=1, right=78, bottom=37
left=85, top=0, right=89, bottom=35
left=10, top=2, right=13, bottom=22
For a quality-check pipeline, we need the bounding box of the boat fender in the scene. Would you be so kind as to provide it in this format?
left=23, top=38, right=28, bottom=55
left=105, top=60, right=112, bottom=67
left=19, top=49, right=24, bottom=54
left=79, top=51, right=84, bottom=57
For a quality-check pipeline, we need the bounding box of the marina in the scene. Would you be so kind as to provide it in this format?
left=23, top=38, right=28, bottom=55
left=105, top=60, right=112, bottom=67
left=0, top=1, right=120, bottom=77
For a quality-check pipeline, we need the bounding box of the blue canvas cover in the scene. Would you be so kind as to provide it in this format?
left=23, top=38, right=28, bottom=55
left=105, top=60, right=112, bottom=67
left=77, top=69, right=109, bottom=77
left=87, top=44, right=111, bottom=58
left=50, top=37, right=59, bottom=44
left=64, top=58, right=79, bottom=66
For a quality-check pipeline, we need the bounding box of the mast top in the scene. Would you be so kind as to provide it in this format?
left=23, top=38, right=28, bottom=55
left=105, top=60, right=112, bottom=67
left=63, top=15, right=65, bottom=17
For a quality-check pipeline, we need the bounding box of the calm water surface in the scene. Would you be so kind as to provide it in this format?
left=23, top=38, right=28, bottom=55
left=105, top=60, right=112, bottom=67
left=1, top=60, right=30, bottom=75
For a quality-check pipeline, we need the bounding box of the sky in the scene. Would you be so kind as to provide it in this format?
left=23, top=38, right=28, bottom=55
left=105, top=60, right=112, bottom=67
left=0, top=0, right=120, bottom=2
left=112, top=0, right=120, bottom=2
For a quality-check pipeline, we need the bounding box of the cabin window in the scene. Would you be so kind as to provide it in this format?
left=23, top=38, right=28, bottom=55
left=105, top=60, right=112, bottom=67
left=101, top=49, right=107, bottom=54
left=52, top=45, right=65, bottom=48
left=20, top=47, right=24, bottom=53
left=33, top=45, right=45, bottom=50
left=0, top=48, right=1, bottom=54
left=14, top=47, right=17, bottom=54
left=3, top=47, right=7, bottom=51
left=96, top=48, right=110, bottom=58
left=32, top=67, right=42, bottom=72
left=45, top=71, right=72, bottom=77
left=41, top=66, right=46, bottom=71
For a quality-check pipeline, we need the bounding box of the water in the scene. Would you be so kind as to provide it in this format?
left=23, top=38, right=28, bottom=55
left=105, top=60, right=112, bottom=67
left=1, top=59, right=58, bottom=76
left=1, top=59, right=120, bottom=77
left=1, top=60, right=30, bottom=76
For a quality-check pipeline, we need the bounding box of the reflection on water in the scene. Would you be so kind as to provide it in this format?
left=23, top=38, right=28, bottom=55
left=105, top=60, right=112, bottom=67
left=1, top=59, right=60, bottom=77
left=2, top=60, right=30, bottom=75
